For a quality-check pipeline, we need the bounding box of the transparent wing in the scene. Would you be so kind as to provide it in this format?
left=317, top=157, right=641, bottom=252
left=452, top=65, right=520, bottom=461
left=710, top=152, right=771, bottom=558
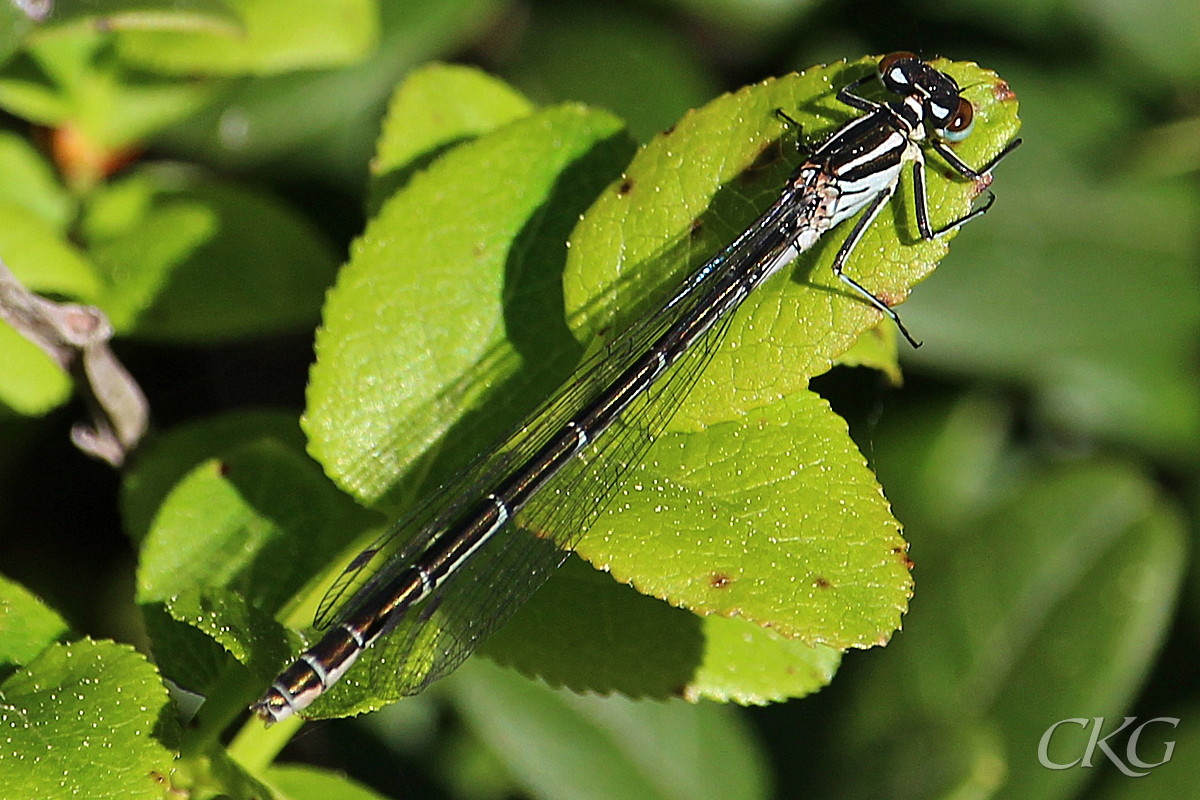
left=314, top=175, right=811, bottom=698
left=357, top=299, right=742, bottom=697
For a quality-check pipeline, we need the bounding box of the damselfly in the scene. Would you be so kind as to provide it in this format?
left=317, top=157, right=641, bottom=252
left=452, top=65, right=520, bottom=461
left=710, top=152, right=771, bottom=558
left=252, top=53, right=1020, bottom=724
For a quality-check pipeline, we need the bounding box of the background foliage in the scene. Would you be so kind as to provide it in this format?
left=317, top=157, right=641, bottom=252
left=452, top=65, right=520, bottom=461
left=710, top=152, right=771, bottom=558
left=0, top=1, right=1196, bottom=799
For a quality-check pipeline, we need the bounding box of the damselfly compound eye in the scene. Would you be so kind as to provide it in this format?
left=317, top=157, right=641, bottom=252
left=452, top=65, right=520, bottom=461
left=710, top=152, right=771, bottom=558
left=939, top=97, right=975, bottom=141
left=877, top=51, right=920, bottom=90
left=873, top=50, right=916, bottom=80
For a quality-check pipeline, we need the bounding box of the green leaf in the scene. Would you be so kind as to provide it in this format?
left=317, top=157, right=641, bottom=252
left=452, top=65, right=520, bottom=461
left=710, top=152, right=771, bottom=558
left=137, top=440, right=378, bottom=614
left=579, top=388, right=910, bottom=649
left=115, top=0, right=377, bottom=76
left=0, top=3, right=35, bottom=67
left=0, top=203, right=99, bottom=300
left=83, top=165, right=339, bottom=340
left=834, top=322, right=902, bottom=383
left=161, top=588, right=297, bottom=685
left=0, top=639, right=177, bottom=800
left=446, top=658, right=771, bottom=800
left=0, top=323, right=71, bottom=416
left=306, top=103, right=633, bottom=507
left=0, top=575, right=71, bottom=675
left=369, top=61, right=534, bottom=206
left=135, top=435, right=376, bottom=698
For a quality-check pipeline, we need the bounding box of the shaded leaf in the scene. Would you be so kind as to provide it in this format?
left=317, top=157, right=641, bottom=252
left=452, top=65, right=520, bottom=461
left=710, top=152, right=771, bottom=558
left=137, top=440, right=378, bottom=614
left=482, top=557, right=840, bottom=704
left=120, top=410, right=307, bottom=544
left=306, top=103, right=632, bottom=508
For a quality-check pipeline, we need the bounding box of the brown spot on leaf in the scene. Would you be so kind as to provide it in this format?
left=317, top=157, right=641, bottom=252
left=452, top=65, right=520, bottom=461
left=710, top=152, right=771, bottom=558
left=690, top=218, right=704, bottom=239
left=617, top=178, right=634, bottom=196
left=875, top=288, right=909, bottom=308
left=709, top=572, right=733, bottom=589
left=892, top=545, right=915, bottom=570
left=814, top=576, right=832, bottom=589
left=993, top=79, right=1017, bottom=103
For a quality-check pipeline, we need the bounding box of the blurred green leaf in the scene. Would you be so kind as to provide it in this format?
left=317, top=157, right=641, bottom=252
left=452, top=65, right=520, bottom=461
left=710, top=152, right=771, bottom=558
left=0, top=132, right=73, bottom=230
left=829, top=449, right=1187, bottom=800
left=0, top=26, right=222, bottom=149
left=1091, top=703, right=1200, bottom=799
left=49, top=0, right=242, bottom=33
left=83, top=164, right=339, bottom=340
left=0, top=202, right=99, bottom=416
left=504, top=4, right=718, bottom=142
left=0, top=203, right=98, bottom=300
left=0, top=574, right=70, bottom=674
left=0, top=323, right=70, bottom=416
left=265, top=764, right=392, bottom=800
left=928, top=0, right=1200, bottom=82
left=871, top=392, right=1018, bottom=535
left=657, top=0, right=815, bottom=34
left=155, top=0, right=502, bottom=187
left=115, top=0, right=376, bottom=75
left=0, top=3, right=36, bottom=67
left=446, top=657, right=771, bottom=800
left=0, top=639, right=177, bottom=800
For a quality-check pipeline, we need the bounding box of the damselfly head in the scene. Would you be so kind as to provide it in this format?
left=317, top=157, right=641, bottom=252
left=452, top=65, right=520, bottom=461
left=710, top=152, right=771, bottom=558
left=877, top=51, right=976, bottom=143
